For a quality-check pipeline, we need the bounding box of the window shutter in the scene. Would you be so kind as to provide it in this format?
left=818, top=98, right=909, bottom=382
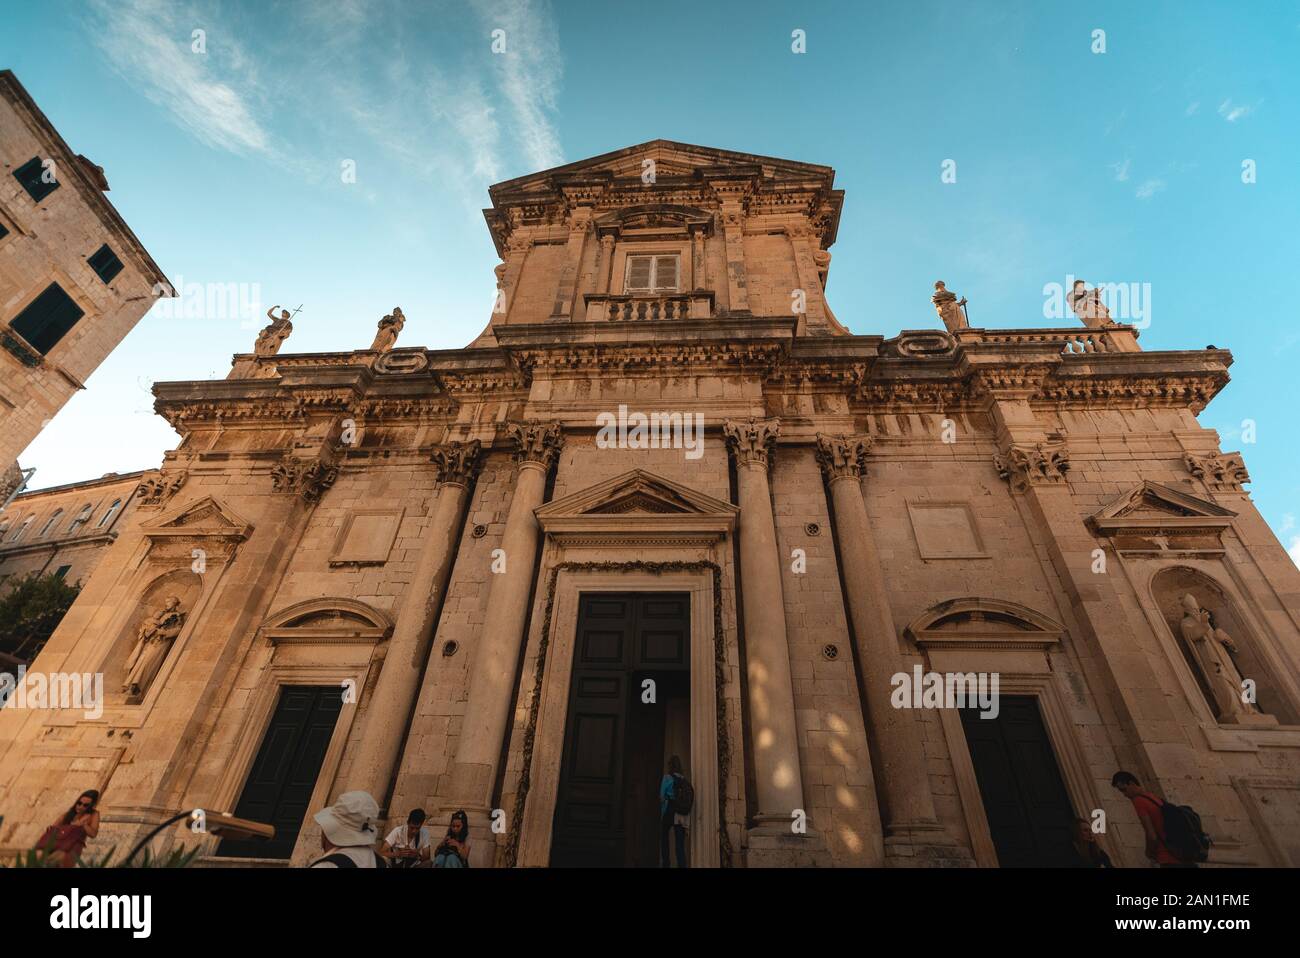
left=654, top=255, right=679, bottom=291
left=14, top=156, right=59, bottom=203
left=88, top=244, right=124, bottom=284
left=10, top=283, right=85, bottom=354
left=0, top=221, right=9, bottom=240
left=626, top=255, right=653, bottom=291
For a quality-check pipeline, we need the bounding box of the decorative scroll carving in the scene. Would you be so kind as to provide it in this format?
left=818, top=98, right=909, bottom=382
left=270, top=451, right=339, bottom=504
left=885, top=330, right=956, bottom=359
left=723, top=417, right=780, bottom=470
left=1184, top=452, right=1250, bottom=491
left=430, top=439, right=483, bottom=487
left=374, top=349, right=430, bottom=375
left=506, top=421, right=564, bottom=470
left=136, top=470, right=187, bottom=507
left=814, top=433, right=873, bottom=481
left=994, top=440, right=1070, bottom=493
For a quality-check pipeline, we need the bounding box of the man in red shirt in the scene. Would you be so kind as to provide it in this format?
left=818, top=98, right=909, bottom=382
left=1111, top=771, right=1196, bottom=868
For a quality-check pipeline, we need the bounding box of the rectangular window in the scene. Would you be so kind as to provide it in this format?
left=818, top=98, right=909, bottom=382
left=54, top=565, right=72, bottom=580
left=0, top=221, right=9, bottom=240
left=624, top=253, right=679, bottom=293
left=87, top=244, right=124, bottom=284
left=8, top=283, right=85, bottom=354
left=14, top=157, right=59, bottom=203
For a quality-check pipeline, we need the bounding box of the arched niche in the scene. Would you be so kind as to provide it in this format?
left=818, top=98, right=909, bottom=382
left=103, top=568, right=205, bottom=705
left=259, top=598, right=394, bottom=645
left=1150, top=566, right=1292, bottom=725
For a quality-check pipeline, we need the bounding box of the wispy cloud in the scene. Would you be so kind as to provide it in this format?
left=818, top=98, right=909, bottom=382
left=87, top=0, right=273, bottom=157
left=1218, top=98, right=1254, bottom=122
left=1288, top=536, right=1300, bottom=568
left=1109, top=158, right=1131, bottom=182
left=1185, top=101, right=1200, bottom=116
left=474, top=0, right=565, bottom=172
left=1135, top=178, right=1165, bottom=200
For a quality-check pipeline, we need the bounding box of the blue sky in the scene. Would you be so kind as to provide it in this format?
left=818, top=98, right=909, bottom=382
left=3, top=0, right=1297, bottom=560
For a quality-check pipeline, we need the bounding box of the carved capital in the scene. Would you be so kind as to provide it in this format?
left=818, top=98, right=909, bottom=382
left=430, top=439, right=483, bottom=487
left=724, top=417, right=780, bottom=470
left=1184, top=451, right=1250, bottom=491
left=994, top=440, right=1070, bottom=494
left=136, top=470, right=187, bottom=507
left=507, top=421, right=564, bottom=471
left=271, top=450, right=339, bottom=504
left=815, top=433, right=873, bottom=481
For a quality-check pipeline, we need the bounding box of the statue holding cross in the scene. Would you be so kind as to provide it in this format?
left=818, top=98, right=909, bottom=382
left=255, top=304, right=300, bottom=357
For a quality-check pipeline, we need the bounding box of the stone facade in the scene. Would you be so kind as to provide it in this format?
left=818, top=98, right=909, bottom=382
left=0, top=69, right=172, bottom=471
left=0, top=141, right=1298, bottom=868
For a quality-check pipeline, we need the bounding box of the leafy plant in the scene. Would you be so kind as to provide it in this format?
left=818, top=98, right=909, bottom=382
left=4, top=842, right=201, bottom=868
left=0, top=570, right=81, bottom=665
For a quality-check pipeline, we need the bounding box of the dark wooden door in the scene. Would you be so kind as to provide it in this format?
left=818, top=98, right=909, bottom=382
left=217, top=684, right=343, bottom=859
left=960, top=695, right=1077, bottom=867
left=550, top=593, right=688, bottom=867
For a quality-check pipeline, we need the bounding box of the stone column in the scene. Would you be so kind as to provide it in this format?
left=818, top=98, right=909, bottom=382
left=724, top=417, right=806, bottom=829
left=691, top=225, right=706, bottom=291
left=349, top=440, right=481, bottom=805
left=550, top=206, right=591, bottom=320
left=815, top=434, right=961, bottom=863
left=452, top=422, right=562, bottom=815
left=595, top=233, right=615, bottom=295
left=718, top=203, right=749, bottom=313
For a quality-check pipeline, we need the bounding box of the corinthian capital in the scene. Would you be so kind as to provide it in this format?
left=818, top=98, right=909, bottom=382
left=271, top=450, right=339, bottom=504
left=724, top=417, right=780, bottom=469
left=507, top=421, right=564, bottom=471
left=430, top=439, right=483, bottom=487
left=1184, top=451, right=1249, bottom=491
left=815, top=433, right=873, bottom=481
left=993, top=439, right=1070, bottom=494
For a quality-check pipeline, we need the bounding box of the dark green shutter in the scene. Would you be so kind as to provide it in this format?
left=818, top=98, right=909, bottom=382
left=13, top=156, right=59, bottom=202
left=87, top=244, right=124, bottom=284
left=9, top=283, right=85, bottom=354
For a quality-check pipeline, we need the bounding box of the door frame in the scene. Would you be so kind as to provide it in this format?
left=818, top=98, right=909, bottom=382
left=516, top=569, right=720, bottom=867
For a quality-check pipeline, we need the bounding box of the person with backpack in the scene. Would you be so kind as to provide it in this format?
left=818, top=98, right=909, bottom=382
left=309, top=790, right=385, bottom=868
left=659, top=754, right=692, bottom=868
left=1111, top=771, right=1207, bottom=868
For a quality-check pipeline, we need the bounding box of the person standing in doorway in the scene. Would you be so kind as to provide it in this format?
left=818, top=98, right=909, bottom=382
left=658, top=755, right=690, bottom=868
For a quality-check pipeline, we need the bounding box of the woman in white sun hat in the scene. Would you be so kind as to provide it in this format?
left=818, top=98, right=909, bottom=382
left=309, top=790, right=385, bottom=868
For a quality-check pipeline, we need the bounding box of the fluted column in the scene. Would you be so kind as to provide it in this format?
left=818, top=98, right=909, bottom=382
left=350, top=440, right=481, bottom=804
left=453, top=422, right=562, bottom=810
left=815, top=434, right=947, bottom=847
left=724, top=417, right=806, bottom=828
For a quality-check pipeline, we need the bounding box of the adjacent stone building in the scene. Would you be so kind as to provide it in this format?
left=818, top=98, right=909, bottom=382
left=0, top=69, right=172, bottom=474
left=1, top=141, right=1297, bottom=868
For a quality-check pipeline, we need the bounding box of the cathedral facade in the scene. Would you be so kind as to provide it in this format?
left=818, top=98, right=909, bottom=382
left=1, top=141, right=1298, bottom=868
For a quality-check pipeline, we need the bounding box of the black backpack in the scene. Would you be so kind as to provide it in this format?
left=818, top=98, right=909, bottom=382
left=1160, top=800, right=1211, bottom=863
left=671, top=773, right=695, bottom=816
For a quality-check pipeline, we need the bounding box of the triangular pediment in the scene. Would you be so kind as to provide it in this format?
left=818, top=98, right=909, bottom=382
left=141, top=495, right=254, bottom=540
left=1089, top=481, right=1234, bottom=536
left=491, top=139, right=836, bottom=196
left=538, top=470, right=736, bottom=521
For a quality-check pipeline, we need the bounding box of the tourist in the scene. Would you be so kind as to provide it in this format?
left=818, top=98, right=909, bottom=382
left=35, top=789, right=100, bottom=867
left=309, top=790, right=384, bottom=868
left=1111, top=771, right=1195, bottom=868
left=658, top=755, right=690, bottom=868
left=1070, top=817, right=1113, bottom=868
left=432, top=810, right=471, bottom=868
left=381, top=808, right=432, bottom=868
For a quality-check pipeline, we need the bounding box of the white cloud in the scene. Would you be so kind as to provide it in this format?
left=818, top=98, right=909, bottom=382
left=1135, top=179, right=1166, bottom=200
left=1218, top=98, right=1254, bottom=122
left=1288, top=536, right=1300, bottom=568
left=474, top=0, right=565, bottom=172
left=86, top=0, right=273, bottom=157
left=1110, top=158, right=1131, bottom=182
left=1185, top=101, right=1200, bottom=116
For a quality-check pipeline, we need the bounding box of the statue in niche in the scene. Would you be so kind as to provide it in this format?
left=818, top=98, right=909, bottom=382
left=122, top=596, right=187, bottom=700
left=255, top=306, right=294, bottom=357
left=931, top=281, right=968, bottom=332
left=1178, top=594, right=1264, bottom=724
left=370, top=307, right=405, bottom=352
left=1067, top=280, right=1113, bottom=328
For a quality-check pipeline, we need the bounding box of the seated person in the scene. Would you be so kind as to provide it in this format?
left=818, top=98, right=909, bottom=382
left=381, top=808, right=432, bottom=868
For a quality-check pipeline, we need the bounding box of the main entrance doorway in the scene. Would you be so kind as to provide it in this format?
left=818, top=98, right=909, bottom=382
left=217, top=684, right=343, bottom=860
left=960, top=695, right=1077, bottom=867
left=550, top=592, right=690, bottom=867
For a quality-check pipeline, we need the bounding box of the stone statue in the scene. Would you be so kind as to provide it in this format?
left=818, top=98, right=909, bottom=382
left=1178, top=594, right=1261, bottom=724
left=931, top=281, right=968, bottom=333
left=370, top=307, right=405, bottom=352
left=1067, top=280, right=1113, bottom=328
left=122, top=596, right=186, bottom=699
left=255, top=306, right=294, bottom=357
